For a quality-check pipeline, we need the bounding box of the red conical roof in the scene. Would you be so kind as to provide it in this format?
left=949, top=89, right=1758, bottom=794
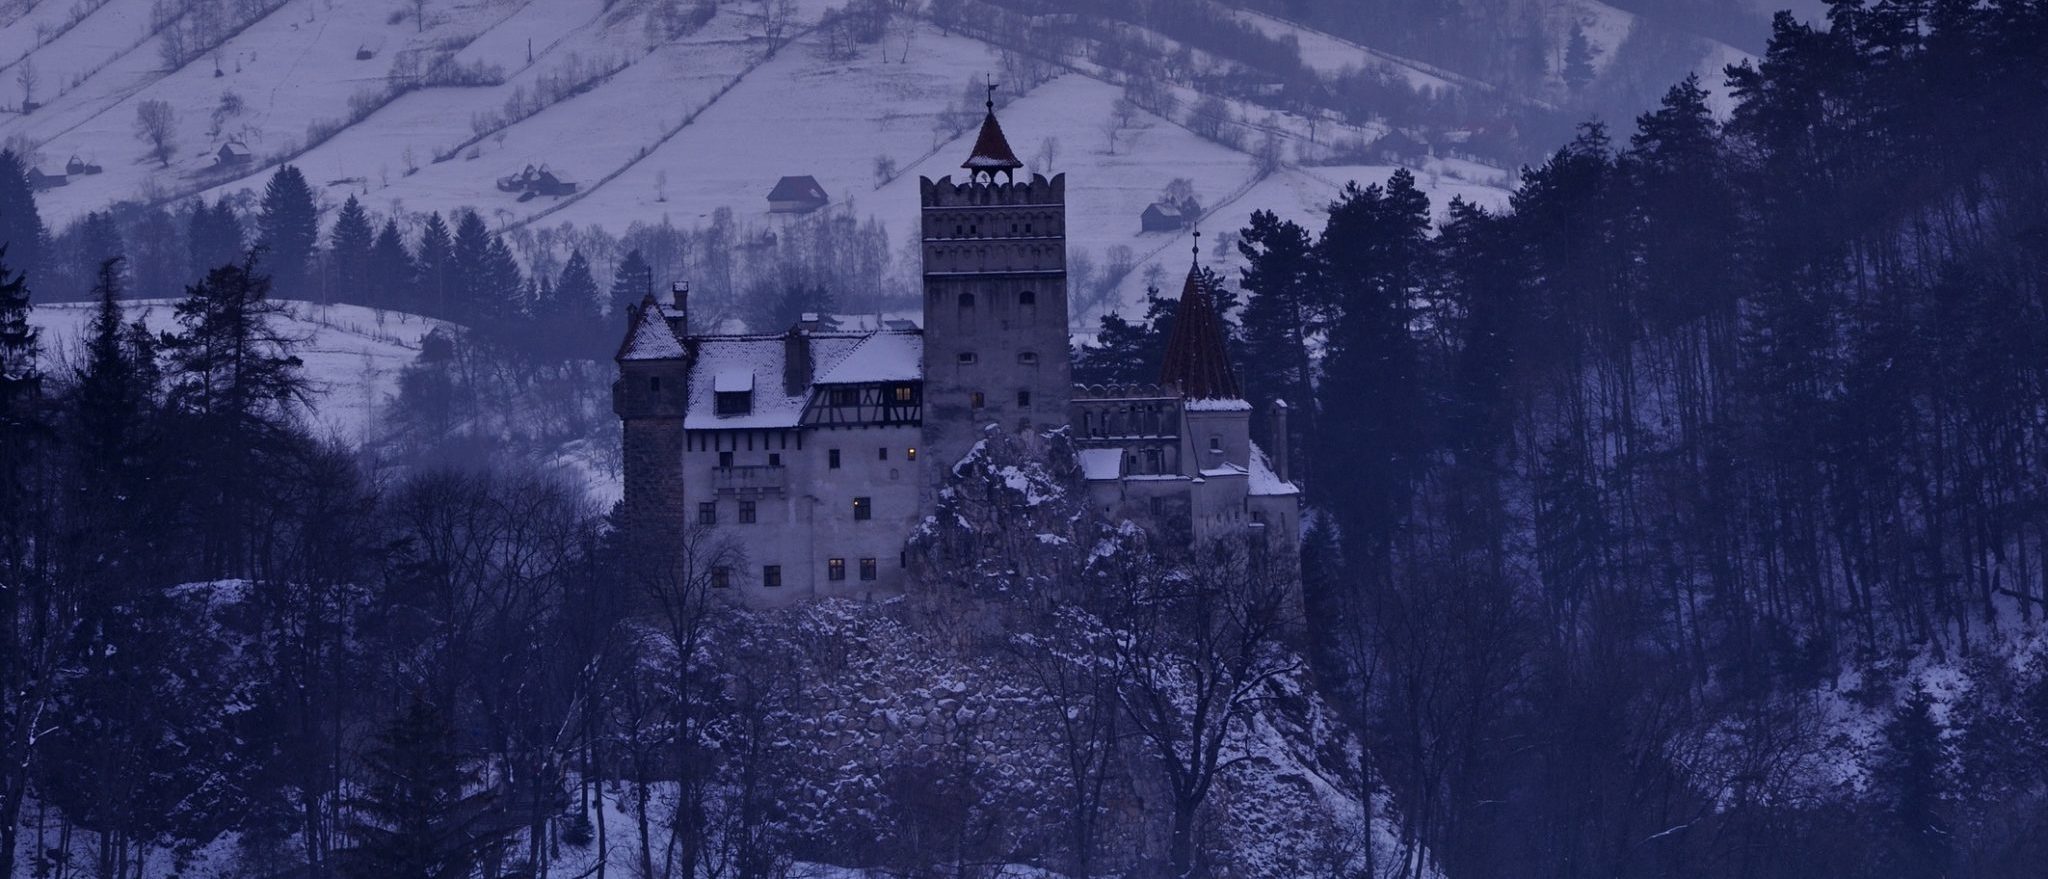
left=962, top=105, right=1024, bottom=175
left=1159, top=261, right=1242, bottom=400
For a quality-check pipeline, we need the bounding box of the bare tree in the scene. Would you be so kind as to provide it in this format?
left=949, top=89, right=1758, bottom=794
left=133, top=99, right=177, bottom=167
left=15, top=59, right=37, bottom=110
left=1011, top=607, right=1123, bottom=879
left=873, top=153, right=897, bottom=187
left=1034, top=136, right=1059, bottom=174
left=1109, top=542, right=1303, bottom=879
left=412, top=0, right=430, bottom=33
left=637, top=523, right=744, bottom=879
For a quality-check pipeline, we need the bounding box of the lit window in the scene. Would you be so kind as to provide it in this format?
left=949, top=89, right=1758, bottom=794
left=894, top=385, right=915, bottom=403
left=1019, top=290, right=1036, bottom=305
left=738, top=501, right=756, bottom=524
left=829, top=449, right=841, bottom=469
left=1017, top=390, right=1032, bottom=407
left=712, top=566, right=731, bottom=588
left=763, top=565, right=782, bottom=588
left=698, top=502, right=716, bottom=525
left=860, top=558, right=877, bottom=581
left=853, top=496, right=872, bottom=520
left=958, top=352, right=978, bottom=364
left=907, top=447, right=918, bottom=461
left=828, top=558, right=846, bottom=581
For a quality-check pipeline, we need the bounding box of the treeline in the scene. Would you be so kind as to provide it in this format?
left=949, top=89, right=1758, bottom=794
left=1201, top=1, right=2048, bottom=876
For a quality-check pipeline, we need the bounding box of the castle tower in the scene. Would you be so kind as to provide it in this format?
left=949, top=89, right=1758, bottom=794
left=919, top=89, right=1071, bottom=481
left=1162, top=247, right=1254, bottom=481
left=613, top=291, right=691, bottom=548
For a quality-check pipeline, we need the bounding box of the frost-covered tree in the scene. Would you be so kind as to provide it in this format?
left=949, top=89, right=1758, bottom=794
left=133, top=99, right=178, bottom=167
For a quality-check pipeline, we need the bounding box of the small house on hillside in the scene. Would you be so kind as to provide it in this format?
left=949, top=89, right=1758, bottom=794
left=216, top=141, right=253, bottom=168
left=1141, top=201, right=1188, bottom=233
left=1374, top=130, right=1428, bottom=163
left=497, top=164, right=577, bottom=201
left=768, top=175, right=829, bottom=213
left=25, top=168, right=66, bottom=191
left=66, top=155, right=103, bottom=176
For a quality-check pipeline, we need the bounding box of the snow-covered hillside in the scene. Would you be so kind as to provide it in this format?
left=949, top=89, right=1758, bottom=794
left=0, top=0, right=1527, bottom=324
left=28, top=298, right=440, bottom=444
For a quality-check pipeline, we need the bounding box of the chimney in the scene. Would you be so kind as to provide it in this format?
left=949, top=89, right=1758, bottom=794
left=1268, top=400, right=1290, bottom=483
left=783, top=326, right=812, bottom=397
left=669, top=281, right=690, bottom=336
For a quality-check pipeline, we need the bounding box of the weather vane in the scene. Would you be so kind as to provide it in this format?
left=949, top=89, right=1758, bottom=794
left=1192, top=226, right=1201, bottom=262
left=984, top=73, right=999, bottom=110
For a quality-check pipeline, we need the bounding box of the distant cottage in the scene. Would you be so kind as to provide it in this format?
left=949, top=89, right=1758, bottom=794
left=24, top=168, right=66, bottom=191
left=496, top=164, right=577, bottom=201
left=767, top=175, right=829, bottom=213
left=215, top=141, right=253, bottom=167
left=1141, top=201, right=1188, bottom=233
left=66, top=155, right=103, bottom=176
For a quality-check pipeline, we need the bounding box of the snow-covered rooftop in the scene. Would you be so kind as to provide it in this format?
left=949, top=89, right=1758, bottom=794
left=619, top=308, right=685, bottom=360
left=1185, top=397, right=1253, bottom=412
left=1249, top=442, right=1299, bottom=497
left=815, top=330, right=922, bottom=385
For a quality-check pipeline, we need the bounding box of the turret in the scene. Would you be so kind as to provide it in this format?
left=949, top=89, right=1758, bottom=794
left=615, top=294, right=691, bottom=543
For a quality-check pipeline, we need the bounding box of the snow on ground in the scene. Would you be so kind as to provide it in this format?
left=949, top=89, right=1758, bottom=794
left=5, top=1, right=1517, bottom=332
left=1225, top=6, right=1469, bottom=94
left=27, top=298, right=441, bottom=445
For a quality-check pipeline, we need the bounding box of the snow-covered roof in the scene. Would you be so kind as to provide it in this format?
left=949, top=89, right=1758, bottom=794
left=618, top=305, right=685, bottom=360
left=1079, top=448, right=1124, bottom=481
left=1248, top=442, right=1299, bottom=497
left=1185, top=397, right=1252, bottom=412
left=767, top=175, right=829, bottom=202
left=815, top=330, right=922, bottom=385
left=963, top=108, right=1024, bottom=171
left=714, top=369, right=754, bottom=393
left=684, top=330, right=903, bottom=429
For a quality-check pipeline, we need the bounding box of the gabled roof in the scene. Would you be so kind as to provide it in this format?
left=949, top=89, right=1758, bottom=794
left=962, top=106, right=1024, bottom=173
left=768, top=175, right=828, bottom=202
left=617, top=295, right=685, bottom=361
left=814, top=330, right=922, bottom=385
left=1144, top=202, right=1183, bottom=219
left=1158, top=262, right=1243, bottom=400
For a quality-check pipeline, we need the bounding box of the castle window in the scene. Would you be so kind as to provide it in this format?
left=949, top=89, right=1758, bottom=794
left=860, top=558, right=878, bottom=581
left=829, top=448, right=841, bottom=469
left=1019, top=290, right=1036, bottom=305
left=829, top=387, right=858, bottom=406
left=1209, top=436, right=1222, bottom=453
left=853, top=496, right=872, bottom=520
left=907, top=447, right=918, bottom=461
left=1018, top=351, right=1038, bottom=365
left=828, top=558, right=846, bottom=581
left=958, top=352, right=977, bottom=364
left=649, top=376, right=660, bottom=392
left=878, top=447, right=889, bottom=461
left=739, top=500, right=757, bottom=524
left=1025, top=222, right=1033, bottom=234
left=768, top=453, right=781, bottom=466
left=1017, top=390, right=1032, bottom=408
left=971, top=392, right=985, bottom=409
left=893, top=384, right=915, bottom=403
left=715, top=391, right=752, bottom=415
left=712, top=566, right=731, bottom=588
left=959, top=292, right=975, bottom=308
left=763, top=565, right=782, bottom=588
left=719, top=451, right=734, bottom=468
left=698, top=502, right=717, bottom=525
left=955, top=224, right=963, bottom=235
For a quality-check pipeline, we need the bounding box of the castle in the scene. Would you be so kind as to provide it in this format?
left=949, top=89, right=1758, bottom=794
left=612, top=98, right=1300, bottom=606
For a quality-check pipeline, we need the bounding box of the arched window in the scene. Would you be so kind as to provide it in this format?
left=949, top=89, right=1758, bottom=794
left=1019, top=290, right=1036, bottom=306
left=958, top=292, right=976, bottom=308
left=1017, top=351, right=1038, bottom=365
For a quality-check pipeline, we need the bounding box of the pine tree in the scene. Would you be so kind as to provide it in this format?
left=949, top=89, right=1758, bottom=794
left=610, top=248, right=653, bottom=317
left=0, top=243, right=48, bottom=879
left=257, top=165, right=320, bottom=300
left=1236, top=209, right=1321, bottom=469
left=1875, top=686, right=1953, bottom=878
left=369, top=219, right=414, bottom=312
left=71, top=258, right=147, bottom=492
left=329, top=196, right=375, bottom=307
left=480, top=233, right=526, bottom=325
left=414, top=213, right=455, bottom=319
left=0, top=151, right=47, bottom=297
left=1562, top=23, right=1597, bottom=93
left=341, top=695, right=504, bottom=879
left=186, top=198, right=244, bottom=281
left=450, top=210, right=492, bottom=317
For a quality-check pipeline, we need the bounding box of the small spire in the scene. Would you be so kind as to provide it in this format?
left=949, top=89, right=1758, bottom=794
left=1192, top=226, right=1201, bottom=264
left=961, top=77, right=1024, bottom=182
left=1158, top=249, right=1243, bottom=400
left=985, top=73, right=997, bottom=111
